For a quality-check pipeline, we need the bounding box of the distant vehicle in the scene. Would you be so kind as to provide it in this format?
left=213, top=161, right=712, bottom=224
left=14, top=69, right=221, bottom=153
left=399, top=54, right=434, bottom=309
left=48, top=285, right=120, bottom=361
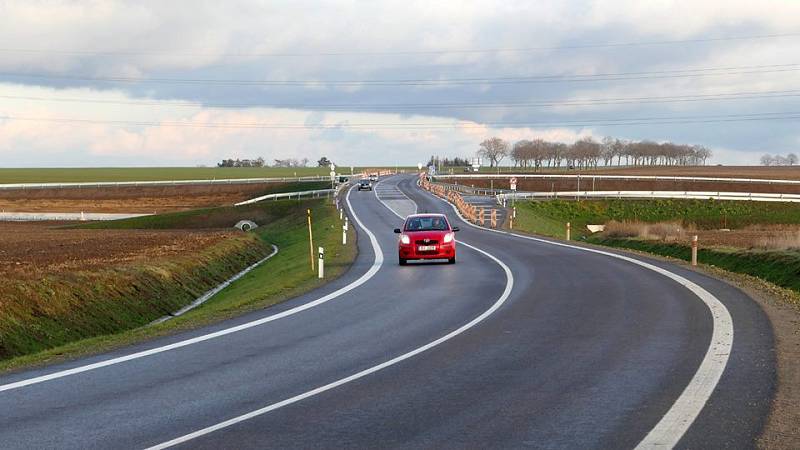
left=394, top=213, right=459, bottom=265
left=357, top=179, right=373, bottom=191
left=368, top=173, right=378, bottom=182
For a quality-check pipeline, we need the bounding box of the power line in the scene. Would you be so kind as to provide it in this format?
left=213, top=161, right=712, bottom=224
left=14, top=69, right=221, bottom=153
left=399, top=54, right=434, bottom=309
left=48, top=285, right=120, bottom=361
left=2, top=111, right=799, bottom=130
left=2, top=88, right=798, bottom=110
left=2, top=63, right=798, bottom=86
left=0, top=32, right=798, bottom=57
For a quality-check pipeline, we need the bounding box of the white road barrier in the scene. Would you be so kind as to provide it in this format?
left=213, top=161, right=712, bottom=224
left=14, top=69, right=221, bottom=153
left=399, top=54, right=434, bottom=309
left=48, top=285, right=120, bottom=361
left=0, top=211, right=152, bottom=221
left=437, top=173, right=800, bottom=185
left=497, top=190, right=800, bottom=202
left=234, top=189, right=335, bottom=206
left=0, top=176, right=328, bottom=191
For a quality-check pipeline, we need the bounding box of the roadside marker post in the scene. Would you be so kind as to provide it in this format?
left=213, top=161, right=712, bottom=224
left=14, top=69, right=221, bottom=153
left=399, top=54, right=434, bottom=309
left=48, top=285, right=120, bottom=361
left=318, top=247, right=324, bottom=279
left=566, top=222, right=571, bottom=240
left=342, top=221, right=347, bottom=245
left=691, top=235, right=698, bottom=266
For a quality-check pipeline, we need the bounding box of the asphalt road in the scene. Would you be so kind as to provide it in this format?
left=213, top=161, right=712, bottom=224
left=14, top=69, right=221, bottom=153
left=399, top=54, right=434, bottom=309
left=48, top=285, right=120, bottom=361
left=0, top=174, right=774, bottom=449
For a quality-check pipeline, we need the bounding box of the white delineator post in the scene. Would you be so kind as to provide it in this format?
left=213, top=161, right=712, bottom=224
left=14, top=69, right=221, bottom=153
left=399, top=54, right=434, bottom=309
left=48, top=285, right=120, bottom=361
left=342, top=218, right=348, bottom=245
left=691, top=235, right=698, bottom=266
left=318, top=247, right=324, bottom=279
left=566, top=222, right=571, bottom=241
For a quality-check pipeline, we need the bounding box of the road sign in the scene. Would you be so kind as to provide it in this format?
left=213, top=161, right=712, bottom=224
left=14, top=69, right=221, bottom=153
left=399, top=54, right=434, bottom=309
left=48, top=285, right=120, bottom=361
left=510, top=177, right=518, bottom=191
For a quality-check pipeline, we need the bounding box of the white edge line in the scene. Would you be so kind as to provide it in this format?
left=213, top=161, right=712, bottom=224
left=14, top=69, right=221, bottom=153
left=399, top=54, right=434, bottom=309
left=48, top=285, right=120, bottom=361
left=419, top=183, right=733, bottom=449
left=0, top=186, right=384, bottom=393
left=146, top=177, right=514, bottom=450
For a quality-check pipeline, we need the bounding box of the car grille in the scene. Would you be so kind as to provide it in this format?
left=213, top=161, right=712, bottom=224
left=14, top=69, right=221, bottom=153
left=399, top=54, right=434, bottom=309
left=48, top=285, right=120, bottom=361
left=415, top=239, right=439, bottom=245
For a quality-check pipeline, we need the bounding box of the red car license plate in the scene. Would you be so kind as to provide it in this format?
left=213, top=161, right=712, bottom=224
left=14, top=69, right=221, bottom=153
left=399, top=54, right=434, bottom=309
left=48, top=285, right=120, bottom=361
left=418, top=245, right=436, bottom=251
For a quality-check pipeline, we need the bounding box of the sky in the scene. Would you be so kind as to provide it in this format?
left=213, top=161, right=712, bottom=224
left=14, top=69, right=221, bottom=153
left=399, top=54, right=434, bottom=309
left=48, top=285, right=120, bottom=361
left=1, top=0, right=799, bottom=168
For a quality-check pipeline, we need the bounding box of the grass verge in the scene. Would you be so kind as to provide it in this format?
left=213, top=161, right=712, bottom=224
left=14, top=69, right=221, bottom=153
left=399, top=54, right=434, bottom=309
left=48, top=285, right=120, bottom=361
left=0, top=197, right=356, bottom=373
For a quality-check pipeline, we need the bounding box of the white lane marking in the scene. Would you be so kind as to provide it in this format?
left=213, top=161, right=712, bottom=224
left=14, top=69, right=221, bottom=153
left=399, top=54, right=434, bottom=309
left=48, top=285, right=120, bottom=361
left=147, top=178, right=515, bottom=449
left=0, top=186, right=384, bottom=393
left=373, top=176, right=418, bottom=215
left=418, top=183, right=733, bottom=449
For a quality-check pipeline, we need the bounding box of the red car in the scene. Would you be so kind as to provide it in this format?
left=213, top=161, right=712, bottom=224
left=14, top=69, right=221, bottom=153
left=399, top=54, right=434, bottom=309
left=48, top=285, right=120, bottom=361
left=394, top=213, right=459, bottom=265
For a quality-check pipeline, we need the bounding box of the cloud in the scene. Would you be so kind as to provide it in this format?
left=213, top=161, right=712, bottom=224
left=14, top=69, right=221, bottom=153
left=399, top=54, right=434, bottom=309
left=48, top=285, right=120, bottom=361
left=1, top=1, right=799, bottom=166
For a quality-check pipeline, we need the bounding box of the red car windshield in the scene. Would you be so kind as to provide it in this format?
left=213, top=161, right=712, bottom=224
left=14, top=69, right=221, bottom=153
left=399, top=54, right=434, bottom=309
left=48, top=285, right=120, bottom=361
left=404, top=216, right=448, bottom=231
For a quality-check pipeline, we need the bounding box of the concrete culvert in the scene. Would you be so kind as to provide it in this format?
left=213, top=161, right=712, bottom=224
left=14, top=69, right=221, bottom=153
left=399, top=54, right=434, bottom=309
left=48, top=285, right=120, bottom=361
left=234, top=220, right=258, bottom=232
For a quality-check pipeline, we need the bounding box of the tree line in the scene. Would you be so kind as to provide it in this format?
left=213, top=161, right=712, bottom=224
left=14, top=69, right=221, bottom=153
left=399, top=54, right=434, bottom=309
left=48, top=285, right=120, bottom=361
left=760, top=153, right=798, bottom=166
left=426, top=155, right=471, bottom=167
left=478, top=136, right=712, bottom=169
left=217, top=156, right=335, bottom=168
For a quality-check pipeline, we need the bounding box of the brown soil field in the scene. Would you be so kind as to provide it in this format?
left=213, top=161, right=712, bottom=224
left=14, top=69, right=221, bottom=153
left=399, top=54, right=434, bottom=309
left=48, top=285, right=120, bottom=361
left=448, top=177, right=800, bottom=194
left=511, top=165, right=800, bottom=180
left=0, top=222, right=237, bottom=277
left=0, top=182, right=307, bottom=213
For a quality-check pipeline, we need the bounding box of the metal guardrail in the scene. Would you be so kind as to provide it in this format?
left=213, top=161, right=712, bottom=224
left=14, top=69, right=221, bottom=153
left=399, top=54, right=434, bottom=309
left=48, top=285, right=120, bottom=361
left=0, top=176, right=329, bottom=191
left=496, top=190, right=800, bottom=203
left=234, top=189, right=336, bottom=206
left=436, top=173, right=800, bottom=185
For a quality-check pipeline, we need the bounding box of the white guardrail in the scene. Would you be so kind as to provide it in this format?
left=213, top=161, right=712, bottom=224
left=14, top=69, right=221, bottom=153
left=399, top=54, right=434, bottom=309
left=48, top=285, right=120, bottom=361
left=0, top=176, right=329, bottom=191
left=437, top=173, right=800, bottom=185
left=235, top=189, right=336, bottom=206
left=497, top=191, right=800, bottom=203
left=0, top=212, right=152, bottom=221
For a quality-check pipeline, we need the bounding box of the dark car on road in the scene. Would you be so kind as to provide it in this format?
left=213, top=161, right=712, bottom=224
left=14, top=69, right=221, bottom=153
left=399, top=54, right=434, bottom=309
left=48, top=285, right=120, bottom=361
left=358, top=179, right=373, bottom=191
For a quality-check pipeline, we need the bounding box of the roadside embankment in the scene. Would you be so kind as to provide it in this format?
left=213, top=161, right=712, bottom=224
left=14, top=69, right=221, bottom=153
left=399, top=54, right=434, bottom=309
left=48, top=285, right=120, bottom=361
left=0, top=197, right=356, bottom=370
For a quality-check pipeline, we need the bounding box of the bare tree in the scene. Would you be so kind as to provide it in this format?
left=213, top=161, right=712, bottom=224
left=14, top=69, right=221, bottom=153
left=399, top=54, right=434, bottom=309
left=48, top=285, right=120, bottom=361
left=478, top=137, right=509, bottom=168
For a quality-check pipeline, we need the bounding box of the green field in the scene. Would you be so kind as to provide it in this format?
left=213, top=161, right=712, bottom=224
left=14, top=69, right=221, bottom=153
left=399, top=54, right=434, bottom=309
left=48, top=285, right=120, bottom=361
left=513, top=199, right=800, bottom=239
left=0, top=197, right=357, bottom=371
left=0, top=166, right=413, bottom=184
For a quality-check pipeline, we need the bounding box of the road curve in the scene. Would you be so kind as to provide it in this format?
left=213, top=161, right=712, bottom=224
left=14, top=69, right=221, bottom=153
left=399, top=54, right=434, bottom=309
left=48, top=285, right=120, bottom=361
left=0, top=174, right=774, bottom=449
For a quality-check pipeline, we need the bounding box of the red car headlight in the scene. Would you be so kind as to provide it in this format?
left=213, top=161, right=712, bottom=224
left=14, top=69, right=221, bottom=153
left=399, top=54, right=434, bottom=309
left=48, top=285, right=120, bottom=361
left=400, top=234, right=411, bottom=245
left=443, top=232, right=455, bottom=244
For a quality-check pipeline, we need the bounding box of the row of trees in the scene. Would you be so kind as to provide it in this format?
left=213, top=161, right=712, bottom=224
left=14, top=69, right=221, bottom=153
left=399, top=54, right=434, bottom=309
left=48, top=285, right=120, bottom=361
left=217, top=157, right=267, bottom=168
left=760, top=153, right=798, bottom=166
left=426, top=156, right=471, bottom=167
left=478, top=137, right=712, bottom=169
left=217, top=156, right=337, bottom=168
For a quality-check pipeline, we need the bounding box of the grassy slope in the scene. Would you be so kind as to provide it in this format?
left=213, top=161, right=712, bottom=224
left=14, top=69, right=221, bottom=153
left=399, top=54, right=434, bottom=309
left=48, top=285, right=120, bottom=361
left=0, top=167, right=414, bottom=184
left=593, top=239, right=800, bottom=297
left=0, top=234, right=270, bottom=360
left=511, top=198, right=800, bottom=296
left=0, top=197, right=356, bottom=371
